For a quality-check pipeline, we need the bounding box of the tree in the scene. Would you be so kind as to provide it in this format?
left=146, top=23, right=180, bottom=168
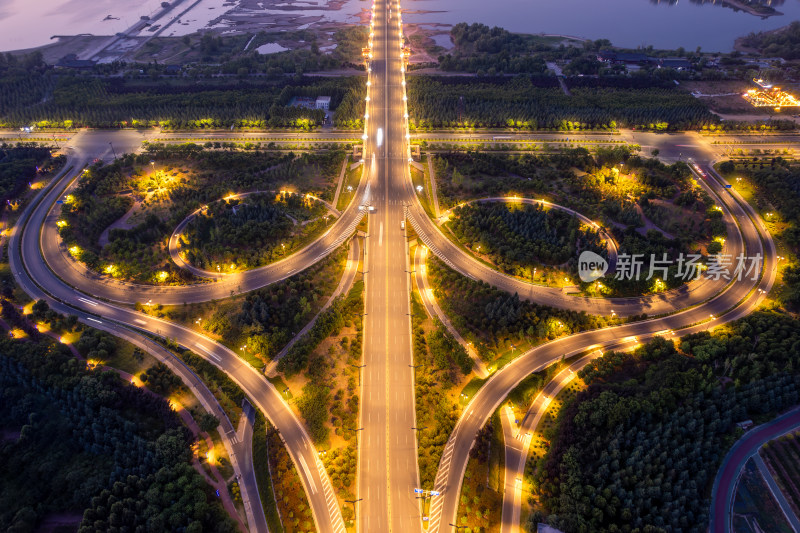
left=198, top=413, right=220, bottom=433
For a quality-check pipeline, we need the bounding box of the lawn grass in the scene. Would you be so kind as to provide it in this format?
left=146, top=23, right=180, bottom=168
left=459, top=376, right=487, bottom=406
left=104, top=336, right=158, bottom=375
left=336, top=158, right=364, bottom=212
left=253, top=413, right=285, bottom=533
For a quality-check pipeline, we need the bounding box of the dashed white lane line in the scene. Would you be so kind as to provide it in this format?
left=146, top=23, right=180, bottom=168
left=194, top=342, right=221, bottom=362
left=298, top=455, right=318, bottom=494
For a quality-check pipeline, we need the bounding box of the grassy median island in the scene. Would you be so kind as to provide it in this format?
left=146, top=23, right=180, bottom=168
left=410, top=286, right=473, bottom=491
left=142, top=244, right=347, bottom=370
left=427, top=254, right=610, bottom=370
left=59, top=144, right=344, bottom=284
left=181, top=192, right=332, bottom=272
left=231, top=245, right=365, bottom=533
left=445, top=201, right=607, bottom=291
left=528, top=310, right=800, bottom=533
left=433, top=148, right=727, bottom=296
left=454, top=412, right=504, bottom=532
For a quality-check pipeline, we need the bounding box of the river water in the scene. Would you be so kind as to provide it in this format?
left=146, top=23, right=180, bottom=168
left=1, top=0, right=799, bottom=53
left=402, top=0, right=800, bottom=52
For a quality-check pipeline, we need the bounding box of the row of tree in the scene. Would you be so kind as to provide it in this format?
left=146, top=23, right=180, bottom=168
left=0, top=73, right=366, bottom=129
left=408, top=76, right=716, bottom=131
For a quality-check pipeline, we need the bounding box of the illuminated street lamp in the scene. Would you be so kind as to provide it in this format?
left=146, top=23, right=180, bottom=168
left=416, top=185, right=423, bottom=194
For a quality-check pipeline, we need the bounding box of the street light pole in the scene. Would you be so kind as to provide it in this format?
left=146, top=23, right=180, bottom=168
left=344, top=498, right=362, bottom=526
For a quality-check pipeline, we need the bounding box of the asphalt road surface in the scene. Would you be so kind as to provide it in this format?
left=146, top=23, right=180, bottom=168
left=709, top=406, right=800, bottom=533
left=425, top=161, right=777, bottom=532
left=357, top=1, right=422, bottom=531
left=7, top=18, right=791, bottom=533
left=14, top=139, right=346, bottom=532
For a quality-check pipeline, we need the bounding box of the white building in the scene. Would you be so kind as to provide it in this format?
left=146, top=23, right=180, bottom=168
left=315, top=96, right=331, bottom=110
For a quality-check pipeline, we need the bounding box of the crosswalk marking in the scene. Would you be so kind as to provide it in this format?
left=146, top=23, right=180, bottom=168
left=316, top=457, right=347, bottom=533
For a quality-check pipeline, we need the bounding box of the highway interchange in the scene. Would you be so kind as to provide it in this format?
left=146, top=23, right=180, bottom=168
left=4, top=2, right=789, bottom=532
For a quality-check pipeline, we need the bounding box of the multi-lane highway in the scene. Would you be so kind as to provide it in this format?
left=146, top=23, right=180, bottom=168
left=6, top=4, right=788, bottom=532
left=357, top=0, right=421, bottom=531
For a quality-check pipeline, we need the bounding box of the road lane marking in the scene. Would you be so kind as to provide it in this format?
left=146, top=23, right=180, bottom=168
left=78, top=297, right=98, bottom=307
left=133, top=319, right=147, bottom=325
left=298, top=455, right=318, bottom=494
left=87, top=317, right=102, bottom=324
left=194, top=343, right=221, bottom=362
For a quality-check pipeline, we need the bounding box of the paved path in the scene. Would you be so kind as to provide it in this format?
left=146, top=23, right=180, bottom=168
left=265, top=236, right=361, bottom=375
left=98, top=196, right=140, bottom=247
left=412, top=244, right=488, bottom=378
left=332, top=157, right=349, bottom=210
left=710, top=406, right=800, bottom=533
left=426, top=157, right=441, bottom=218
left=752, top=452, right=800, bottom=532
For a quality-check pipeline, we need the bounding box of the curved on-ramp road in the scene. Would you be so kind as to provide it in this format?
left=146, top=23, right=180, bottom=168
left=17, top=156, right=352, bottom=533
left=168, top=189, right=341, bottom=279
left=710, top=406, right=800, bottom=533
left=422, top=162, right=777, bottom=533
left=41, top=165, right=366, bottom=305
left=437, top=196, right=619, bottom=272
left=409, top=167, right=744, bottom=319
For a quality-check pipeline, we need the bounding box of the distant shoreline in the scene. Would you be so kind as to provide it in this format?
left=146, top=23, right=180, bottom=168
left=723, top=0, right=782, bottom=19
left=733, top=21, right=789, bottom=54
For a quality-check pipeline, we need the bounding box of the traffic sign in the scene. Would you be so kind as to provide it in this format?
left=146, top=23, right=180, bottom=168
left=725, top=184, right=732, bottom=188
left=414, top=488, right=423, bottom=494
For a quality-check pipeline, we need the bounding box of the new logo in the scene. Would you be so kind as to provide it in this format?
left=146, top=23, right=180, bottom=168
left=578, top=251, right=608, bottom=283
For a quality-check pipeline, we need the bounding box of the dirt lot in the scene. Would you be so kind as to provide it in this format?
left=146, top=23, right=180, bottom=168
left=681, top=80, right=774, bottom=115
